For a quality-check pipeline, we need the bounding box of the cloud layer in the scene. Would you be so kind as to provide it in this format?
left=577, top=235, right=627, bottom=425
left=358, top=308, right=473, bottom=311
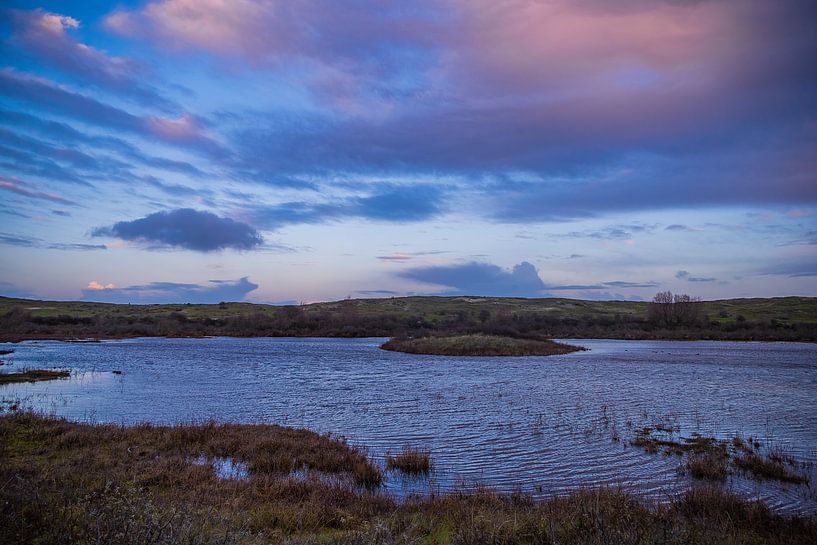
left=1, top=2, right=816, bottom=301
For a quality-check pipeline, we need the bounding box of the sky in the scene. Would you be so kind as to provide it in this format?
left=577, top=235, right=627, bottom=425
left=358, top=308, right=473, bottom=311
left=0, top=0, right=815, bottom=304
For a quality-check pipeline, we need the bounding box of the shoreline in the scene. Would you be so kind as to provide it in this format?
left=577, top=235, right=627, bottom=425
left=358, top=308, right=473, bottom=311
left=1, top=412, right=814, bottom=543
left=3, top=333, right=816, bottom=344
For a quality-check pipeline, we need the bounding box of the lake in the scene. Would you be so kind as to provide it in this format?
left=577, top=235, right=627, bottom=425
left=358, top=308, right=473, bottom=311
left=1, top=337, right=816, bottom=514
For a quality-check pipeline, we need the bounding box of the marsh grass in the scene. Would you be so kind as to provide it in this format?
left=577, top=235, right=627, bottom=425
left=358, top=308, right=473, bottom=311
left=734, top=453, right=808, bottom=484
left=380, top=334, right=584, bottom=356
left=633, top=428, right=810, bottom=486
left=2, top=412, right=816, bottom=545
left=684, top=452, right=729, bottom=481
left=385, top=447, right=432, bottom=474
left=0, top=368, right=70, bottom=384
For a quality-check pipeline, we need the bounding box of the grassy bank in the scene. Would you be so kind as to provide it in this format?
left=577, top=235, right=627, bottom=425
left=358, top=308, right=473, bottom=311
left=2, top=295, right=815, bottom=343
left=2, top=412, right=815, bottom=544
left=0, top=369, right=70, bottom=384
left=381, top=334, right=584, bottom=356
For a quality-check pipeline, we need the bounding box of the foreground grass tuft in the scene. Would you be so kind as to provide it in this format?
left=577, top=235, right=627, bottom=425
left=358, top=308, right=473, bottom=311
left=385, top=447, right=432, bottom=474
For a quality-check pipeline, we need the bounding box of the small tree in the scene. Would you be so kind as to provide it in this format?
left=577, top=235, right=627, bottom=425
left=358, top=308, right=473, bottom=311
left=648, top=291, right=702, bottom=326
left=648, top=290, right=674, bottom=324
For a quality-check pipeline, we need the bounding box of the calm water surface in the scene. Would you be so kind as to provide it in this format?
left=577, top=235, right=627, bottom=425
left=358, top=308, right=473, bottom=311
left=2, top=337, right=816, bottom=513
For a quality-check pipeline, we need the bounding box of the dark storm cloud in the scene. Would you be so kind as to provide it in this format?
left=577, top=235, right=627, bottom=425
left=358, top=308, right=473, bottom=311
left=398, top=261, right=548, bottom=297
left=92, top=209, right=263, bottom=252
left=81, top=277, right=259, bottom=304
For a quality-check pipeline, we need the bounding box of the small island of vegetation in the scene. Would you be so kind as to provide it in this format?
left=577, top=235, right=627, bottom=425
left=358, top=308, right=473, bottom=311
left=381, top=334, right=584, bottom=356
left=0, top=369, right=70, bottom=385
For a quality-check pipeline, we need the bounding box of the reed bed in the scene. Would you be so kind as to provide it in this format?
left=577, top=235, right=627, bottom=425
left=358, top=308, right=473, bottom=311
left=2, top=412, right=815, bottom=544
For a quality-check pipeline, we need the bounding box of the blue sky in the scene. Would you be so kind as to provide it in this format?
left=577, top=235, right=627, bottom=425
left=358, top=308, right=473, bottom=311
left=1, top=0, right=815, bottom=304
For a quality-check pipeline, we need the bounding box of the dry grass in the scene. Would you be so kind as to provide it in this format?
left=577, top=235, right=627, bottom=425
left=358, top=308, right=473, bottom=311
left=385, top=447, right=432, bottom=474
left=685, top=452, right=729, bottom=481
left=734, top=453, right=808, bottom=484
left=381, top=334, right=584, bottom=356
left=0, top=368, right=70, bottom=384
left=633, top=429, right=810, bottom=486
left=2, top=412, right=816, bottom=545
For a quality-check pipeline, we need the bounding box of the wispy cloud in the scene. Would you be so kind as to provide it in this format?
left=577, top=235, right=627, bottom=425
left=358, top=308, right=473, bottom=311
left=6, top=9, right=179, bottom=111
left=244, top=184, right=444, bottom=230
left=376, top=250, right=447, bottom=262
left=0, top=232, right=105, bottom=251
left=0, top=69, right=226, bottom=158
left=0, top=176, right=76, bottom=205
left=675, top=270, right=717, bottom=283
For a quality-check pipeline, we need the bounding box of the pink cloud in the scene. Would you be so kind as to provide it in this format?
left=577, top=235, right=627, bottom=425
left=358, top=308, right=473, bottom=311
left=98, top=0, right=780, bottom=117
left=87, top=281, right=116, bottom=290
left=0, top=176, right=76, bottom=205
left=8, top=8, right=176, bottom=111
left=145, top=113, right=206, bottom=141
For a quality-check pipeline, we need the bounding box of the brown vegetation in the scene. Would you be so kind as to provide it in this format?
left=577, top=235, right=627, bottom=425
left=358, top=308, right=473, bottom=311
left=1, top=413, right=816, bottom=544
left=0, top=369, right=70, bottom=384
left=685, top=452, right=729, bottom=481
left=734, top=453, right=808, bottom=484
left=385, top=447, right=432, bottom=474
left=381, top=334, right=584, bottom=356
left=633, top=428, right=810, bottom=485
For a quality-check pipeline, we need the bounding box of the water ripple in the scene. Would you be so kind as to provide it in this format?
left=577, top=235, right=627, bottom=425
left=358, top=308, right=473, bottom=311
left=1, top=337, right=815, bottom=513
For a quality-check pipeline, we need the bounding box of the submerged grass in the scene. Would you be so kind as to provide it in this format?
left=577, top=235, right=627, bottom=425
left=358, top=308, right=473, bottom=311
left=0, top=368, right=70, bottom=384
left=385, top=447, right=432, bottom=474
left=734, top=453, right=808, bottom=484
left=633, top=428, right=810, bottom=485
left=685, top=452, right=729, bottom=481
left=381, top=334, right=585, bottom=356
left=2, top=412, right=816, bottom=545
